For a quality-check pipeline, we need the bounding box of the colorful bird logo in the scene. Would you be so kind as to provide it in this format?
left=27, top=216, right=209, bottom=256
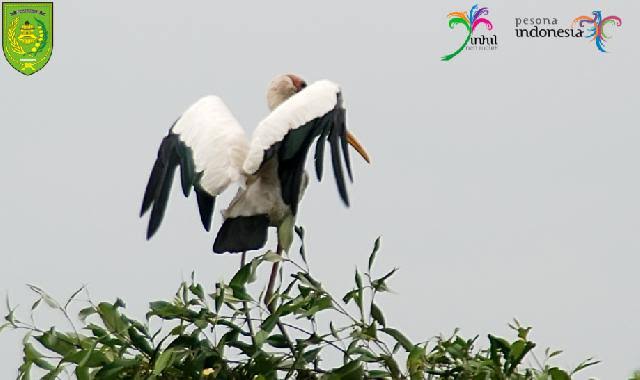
left=572, top=11, right=622, bottom=53
left=442, top=4, right=493, bottom=61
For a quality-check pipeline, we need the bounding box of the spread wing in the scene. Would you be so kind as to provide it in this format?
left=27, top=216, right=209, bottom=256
left=141, top=96, right=248, bottom=238
left=243, top=80, right=354, bottom=215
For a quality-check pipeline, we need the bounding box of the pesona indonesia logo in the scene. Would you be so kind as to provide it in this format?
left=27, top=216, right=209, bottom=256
left=441, top=4, right=496, bottom=61
left=514, top=10, right=622, bottom=54
left=572, top=11, right=622, bottom=53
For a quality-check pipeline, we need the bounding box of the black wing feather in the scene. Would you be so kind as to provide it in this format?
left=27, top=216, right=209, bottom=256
left=278, top=123, right=318, bottom=215
left=328, top=112, right=349, bottom=207
left=178, top=143, right=196, bottom=197
left=313, top=116, right=332, bottom=181
left=337, top=105, right=353, bottom=182
left=195, top=186, right=215, bottom=231
left=141, top=130, right=213, bottom=238
left=261, top=91, right=355, bottom=215
left=145, top=135, right=180, bottom=239
left=140, top=159, right=165, bottom=217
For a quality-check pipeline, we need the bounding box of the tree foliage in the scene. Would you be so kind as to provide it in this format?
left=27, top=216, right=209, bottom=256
left=2, top=230, right=604, bottom=379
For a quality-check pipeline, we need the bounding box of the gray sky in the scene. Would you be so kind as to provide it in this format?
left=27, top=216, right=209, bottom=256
left=1, top=1, right=639, bottom=378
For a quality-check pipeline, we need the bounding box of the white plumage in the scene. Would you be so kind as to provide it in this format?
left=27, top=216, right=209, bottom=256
left=244, top=80, right=341, bottom=175
left=172, top=96, right=248, bottom=196
left=141, top=74, right=369, bottom=254
left=170, top=81, right=342, bottom=197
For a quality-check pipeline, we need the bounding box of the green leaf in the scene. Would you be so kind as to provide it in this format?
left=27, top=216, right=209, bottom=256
left=94, top=358, right=140, bottom=378
left=326, top=360, right=364, bottom=380
left=128, top=326, right=153, bottom=355
left=5, top=307, right=17, bottom=327
left=194, top=318, right=208, bottom=329
left=255, top=329, right=269, bottom=347
left=227, top=340, right=257, bottom=357
left=294, top=272, right=322, bottom=290
left=353, top=347, right=378, bottom=363
left=508, top=339, right=535, bottom=374
left=381, top=354, right=402, bottom=379
left=153, top=348, right=177, bottom=374
left=362, top=322, right=378, bottom=340
left=98, top=302, right=129, bottom=335
left=231, top=286, right=253, bottom=302
left=148, top=301, right=197, bottom=320
left=407, top=345, right=426, bottom=380
left=261, top=313, right=280, bottom=333
left=355, top=270, right=364, bottom=314
left=35, top=329, right=75, bottom=356
left=488, top=334, right=511, bottom=366
left=41, top=367, right=64, bottom=380
left=381, top=328, right=413, bottom=352
left=370, top=303, right=386, bottom=327
left=302, top=295, right=333, bottom=317
left=549, top=367, right=571, bottom=380
left=65, top=286, right=85, bottom=309
left=189, top=283, right=205, bottom=301
left=303, top=347, right=322, bottom=363
left=262, top=251, right=282, bottom=263
left=368, top=237, right=381, bottom=271
left=572, top=357, right=601, bottom=374
left=26, top=285, right=61, bottom=310
left=229, top=263, right=252, bottom=289
left=78, top=306, right=97, bottom=322
left=30, top=298, right=42, bottom=311
left=214, top=283, right=225, bottom=312
left=24, top=343, right=55, bottom=370
left=278, top=214, right=295, bottom=252
left=64, top=347, right=109, bottom=368
left=367, top=369, right=391, bottom=379
left=85, top=323, right=108, bottom=338
left=265, top=334, right=290, bottom=349
left=549, top=349, right=563, bottom=358
left=18, top=359, right=32, bottom=380
left=330, top=322, right=340, bottom=340
left=355, top=270, right=363, bottom=290
left=342, top=290, right=357, bottom=305
left=75, top=366, right=90, bottom=380
left=371, top=268, right=398, bottom=292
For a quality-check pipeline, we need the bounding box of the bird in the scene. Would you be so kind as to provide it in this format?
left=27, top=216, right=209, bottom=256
left=140, top=74, right=370, bottom=259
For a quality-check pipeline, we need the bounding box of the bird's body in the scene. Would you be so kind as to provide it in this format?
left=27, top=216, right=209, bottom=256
left=141, top=75, right=369, bottom=255
left=223, top=158, right=308, bottom=226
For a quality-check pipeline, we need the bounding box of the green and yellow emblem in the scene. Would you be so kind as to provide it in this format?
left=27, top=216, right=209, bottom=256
left=2, top=2, right=52, bottom=75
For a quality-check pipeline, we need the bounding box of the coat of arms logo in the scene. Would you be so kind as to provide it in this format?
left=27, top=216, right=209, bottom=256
left=2, top=2, right=53, bottom=75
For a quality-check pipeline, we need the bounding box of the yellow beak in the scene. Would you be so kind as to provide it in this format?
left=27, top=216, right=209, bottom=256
left=346, top=132, right=371, bottom=163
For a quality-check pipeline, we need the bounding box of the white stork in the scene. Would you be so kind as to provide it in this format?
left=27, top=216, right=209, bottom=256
left=140, top=74, right=370, bottom=259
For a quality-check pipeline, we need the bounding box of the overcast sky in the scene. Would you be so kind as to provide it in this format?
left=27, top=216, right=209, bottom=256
left=1, top=1, right=639, bottom=378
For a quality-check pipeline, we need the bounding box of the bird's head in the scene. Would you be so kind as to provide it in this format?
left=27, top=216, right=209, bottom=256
left=267, top=73, right=307, bottom=111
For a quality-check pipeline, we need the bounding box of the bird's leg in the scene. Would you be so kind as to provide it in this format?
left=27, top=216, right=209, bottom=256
left=262, top=216, right=298, bottom=357
left=240, top=251, right=256, bottom=345
left=264, top=215, right=295, bottom=312
left=264, top=242, right=283, bottom=313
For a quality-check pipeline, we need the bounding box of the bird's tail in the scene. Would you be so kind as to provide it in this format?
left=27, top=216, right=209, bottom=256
left=213, top=214, right=270, bottom=254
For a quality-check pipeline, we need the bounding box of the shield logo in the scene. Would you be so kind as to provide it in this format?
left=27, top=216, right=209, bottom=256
left=2, top=2, right=53, bottom=75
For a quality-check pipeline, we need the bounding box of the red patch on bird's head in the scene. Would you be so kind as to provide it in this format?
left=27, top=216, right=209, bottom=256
left=287, top=74, right=307, bottom=92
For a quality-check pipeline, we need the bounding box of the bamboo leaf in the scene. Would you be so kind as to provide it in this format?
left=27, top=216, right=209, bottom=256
left=381, top=328, right=413, bottom=352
